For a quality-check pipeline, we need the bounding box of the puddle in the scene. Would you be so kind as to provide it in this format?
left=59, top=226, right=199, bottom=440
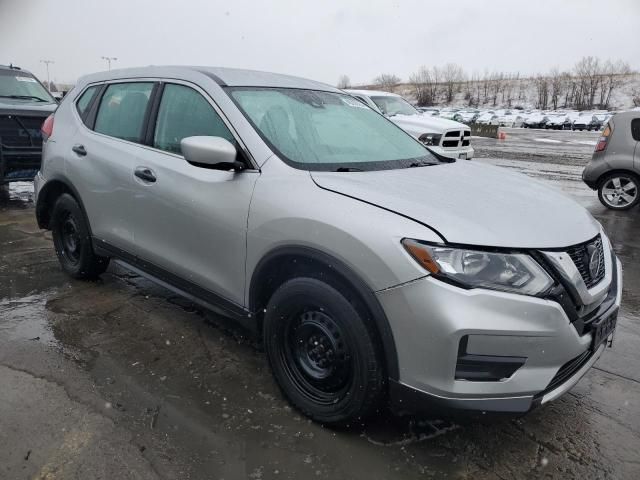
left=0, top=293, right=58, bottom=346
left=0, top=182, right=34, bottom=208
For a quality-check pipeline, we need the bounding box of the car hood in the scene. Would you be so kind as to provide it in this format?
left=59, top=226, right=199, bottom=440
left=0, top=99, right=57, bottom=115
left=390, top=114, right=467, bottom=134
left=311, top=161, right=599, bottom=249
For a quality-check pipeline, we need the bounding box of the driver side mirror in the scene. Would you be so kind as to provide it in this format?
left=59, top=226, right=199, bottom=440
left=181, top=136, right=245, bottom=171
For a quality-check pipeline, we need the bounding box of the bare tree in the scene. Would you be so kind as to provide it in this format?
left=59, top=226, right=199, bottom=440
left=600, top=60, right=631, bottom=108
left=336, top=75, right=351, bottom=89
left=409, top=66, right=439, bottom=105
left=441, top=63, right=465, bottom=103
left=534, top=74, right=549, bottom=109
left=373, top=73, right=401, bottom=92
left=549, top=68, right=563, bottom=110
left=560, top=72, right=575, bottom=108
left=574, top=56, right=602, bottom=109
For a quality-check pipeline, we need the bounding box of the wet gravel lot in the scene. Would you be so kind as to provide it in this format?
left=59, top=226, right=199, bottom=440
left=1, top=127, right=639, bottom=479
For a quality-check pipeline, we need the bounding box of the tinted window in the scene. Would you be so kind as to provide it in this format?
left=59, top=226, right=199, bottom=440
left=632, top=118, right=640, bottom=142
left=94, top=82, right=154, bottom=143
left=154, top=84, right=234, bottom=154
left=76, top=85, right=99, bottom=119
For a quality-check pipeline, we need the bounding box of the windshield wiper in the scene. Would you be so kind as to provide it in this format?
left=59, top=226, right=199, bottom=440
left=333, top=167, right=364, bottom=172
left=408, top=161, right=438, bottom=168
left=0, top=95, right=49, bottom=102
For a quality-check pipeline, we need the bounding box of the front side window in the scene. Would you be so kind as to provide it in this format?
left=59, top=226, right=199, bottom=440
left=370, top=96, right=419, bottom=116
left=0, top=69, right=55, bottom=103
left=94, top=82, right=154, bottom=143
left=154, top=84, right=234, bottom=155
left=230, top=88, right=435, bottom=171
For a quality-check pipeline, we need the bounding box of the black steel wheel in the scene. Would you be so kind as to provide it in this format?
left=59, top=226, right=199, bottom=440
left=264, top=277, right=385, bottom=426
left=51, top=193, right=110, bottom=279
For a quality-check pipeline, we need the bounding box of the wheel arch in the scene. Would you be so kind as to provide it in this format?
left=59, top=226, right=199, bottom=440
left=595, top=169, right=640, bottom=188
left=249, top=245, right=400, bottom=381
left=36, top=175, right=92, bottom=235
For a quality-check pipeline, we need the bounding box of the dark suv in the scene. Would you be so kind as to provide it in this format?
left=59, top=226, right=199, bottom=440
left=0, top=65, right=57, bottom=184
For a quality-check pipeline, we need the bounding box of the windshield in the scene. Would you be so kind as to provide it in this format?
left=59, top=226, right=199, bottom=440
left=370, top=96, right=418, bottom=116
left=0, top=70, right=55, bottom=103
left=229, top=87, right=438, bottom=171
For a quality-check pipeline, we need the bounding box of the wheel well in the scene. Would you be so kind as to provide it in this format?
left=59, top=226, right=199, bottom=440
left=36, top=180, right=77, bottom=229
left=250, top=247, right=399, bottom=380
left=596, top=169, right=640, bottom=188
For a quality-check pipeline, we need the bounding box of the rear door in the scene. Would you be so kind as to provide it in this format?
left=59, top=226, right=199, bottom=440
left=129, top=81, right=259, bottom=307
left=68, top=81, right=157, bottom=253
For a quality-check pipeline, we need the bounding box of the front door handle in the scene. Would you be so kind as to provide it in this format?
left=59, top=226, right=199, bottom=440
left=134, top=167, right=157, bottom=183
left=72, top=144, right=87, bottom=156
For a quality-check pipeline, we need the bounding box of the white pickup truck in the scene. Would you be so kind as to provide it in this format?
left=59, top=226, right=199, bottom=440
left=345, top=89, right=474, bottom=160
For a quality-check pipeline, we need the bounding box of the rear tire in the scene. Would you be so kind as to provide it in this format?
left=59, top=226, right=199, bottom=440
left=263, top=277, right=385, bottom=426
left=51, top=193, right=110, bottom=279
left=597, top=173, right=640, bottom=210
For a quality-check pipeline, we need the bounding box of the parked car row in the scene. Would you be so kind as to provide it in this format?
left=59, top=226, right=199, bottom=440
left=415, top=104, right=614, bottom=131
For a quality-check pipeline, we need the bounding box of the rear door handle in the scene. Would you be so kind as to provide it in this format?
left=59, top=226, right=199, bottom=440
left=72, top=144, right=87, bottom=156
left=134, top=167, right=157, bottom=183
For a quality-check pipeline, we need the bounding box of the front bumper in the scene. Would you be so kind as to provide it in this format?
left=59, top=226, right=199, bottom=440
left=379, top=256, right=622, bottom=415
left=0, top=145, right=41, bottom=184
left=430, top=145, right=474, bottom=160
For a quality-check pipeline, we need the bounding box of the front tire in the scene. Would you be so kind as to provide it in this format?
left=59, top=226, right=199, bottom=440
left=263, top=277, right=385, bottom=426
left=51, top=193, right=110, bottom=279
left=598, top=173, right=640, bottom=210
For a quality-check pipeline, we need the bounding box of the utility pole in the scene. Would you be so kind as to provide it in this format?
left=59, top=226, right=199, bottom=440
left=101, top=56, right=117, bottom=71
left=40, top=59, right=55, bottom=92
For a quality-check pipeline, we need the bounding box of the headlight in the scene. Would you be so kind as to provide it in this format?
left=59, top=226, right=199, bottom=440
left=402, top=239, right=554, bottom=296
left=419, top=133, right=442, bottom=146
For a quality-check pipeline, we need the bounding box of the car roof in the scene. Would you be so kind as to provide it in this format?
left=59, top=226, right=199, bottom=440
left=0, top=64, right=33, bottom=75
left=77, top=65, right=341, bottom=93
left=345, top=89, right=400, bottom=98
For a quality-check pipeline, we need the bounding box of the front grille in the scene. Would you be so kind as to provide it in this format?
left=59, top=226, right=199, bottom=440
left=566, top=236, right=606, bottom=288
left=544, top=349, right=593, bottom=393
left=445, top=130, right=461, bottom=137
left=0, top=115, right=46, bottom=148
left=462, top=140, right=470, bottom=146
left=463, top=130, right=470, bottom=137
left=442, top=140, right=459, bottom=148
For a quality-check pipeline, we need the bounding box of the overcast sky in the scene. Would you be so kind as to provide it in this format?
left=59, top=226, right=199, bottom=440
left=1, top=0, right=638, bottom=86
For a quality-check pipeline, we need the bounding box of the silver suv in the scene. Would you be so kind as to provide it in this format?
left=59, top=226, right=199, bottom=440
left=35, top=67, right=622, bottom=425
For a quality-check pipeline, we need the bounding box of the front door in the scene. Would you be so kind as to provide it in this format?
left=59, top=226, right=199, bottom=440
left=129, top=82, right=259, bottom=307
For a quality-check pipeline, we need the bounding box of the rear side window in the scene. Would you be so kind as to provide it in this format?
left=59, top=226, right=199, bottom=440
left=632, top=118, right=640, bottom=142
left=94, top=82, right=154, bottom=143
left=153, top=83, right=234, bottom=155
left=75, top=85, right=99, bottom=119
